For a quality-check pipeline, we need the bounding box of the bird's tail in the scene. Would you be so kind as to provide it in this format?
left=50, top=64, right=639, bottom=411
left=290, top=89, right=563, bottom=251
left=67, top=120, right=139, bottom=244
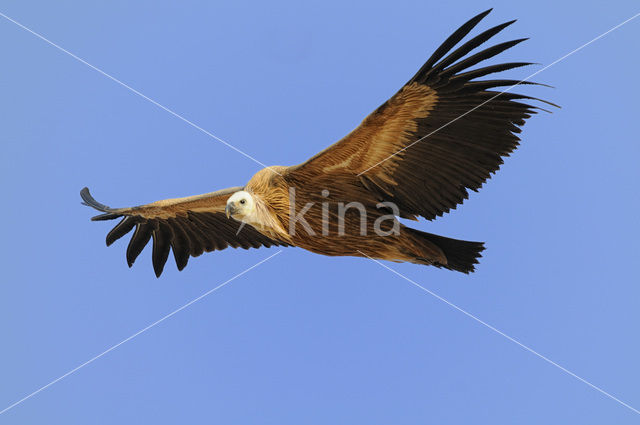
left=406, top=228, right=485, bottom=274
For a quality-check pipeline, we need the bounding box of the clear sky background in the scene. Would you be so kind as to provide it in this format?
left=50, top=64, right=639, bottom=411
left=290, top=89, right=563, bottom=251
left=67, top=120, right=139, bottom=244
left=1, top=1, right=639, bottom=423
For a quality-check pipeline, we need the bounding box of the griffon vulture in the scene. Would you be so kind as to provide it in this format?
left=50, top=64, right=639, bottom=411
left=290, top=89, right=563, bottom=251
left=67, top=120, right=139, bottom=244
left=81, top=9, right=551, bottom=277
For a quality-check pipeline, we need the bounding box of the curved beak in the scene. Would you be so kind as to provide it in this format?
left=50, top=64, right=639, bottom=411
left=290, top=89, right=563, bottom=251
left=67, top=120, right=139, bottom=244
left=225, top=202, right=236, bottom=219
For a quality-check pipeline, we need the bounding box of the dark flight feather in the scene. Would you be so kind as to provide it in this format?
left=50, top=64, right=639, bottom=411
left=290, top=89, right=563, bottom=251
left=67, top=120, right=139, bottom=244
left=416, top=8, right=493, bottom=79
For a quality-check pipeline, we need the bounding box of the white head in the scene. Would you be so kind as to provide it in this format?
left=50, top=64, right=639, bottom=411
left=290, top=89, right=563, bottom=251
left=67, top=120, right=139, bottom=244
left=225, top=190, right=256, bottom=222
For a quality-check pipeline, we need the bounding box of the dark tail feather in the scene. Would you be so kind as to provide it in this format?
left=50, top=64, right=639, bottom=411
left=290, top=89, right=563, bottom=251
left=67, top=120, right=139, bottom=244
left=409, top=229, right=485, bottom=274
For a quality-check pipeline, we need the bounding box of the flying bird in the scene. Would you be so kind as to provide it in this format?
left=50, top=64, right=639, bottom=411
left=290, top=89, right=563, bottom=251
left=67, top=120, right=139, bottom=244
left=82, top=9, right=552, bottom=277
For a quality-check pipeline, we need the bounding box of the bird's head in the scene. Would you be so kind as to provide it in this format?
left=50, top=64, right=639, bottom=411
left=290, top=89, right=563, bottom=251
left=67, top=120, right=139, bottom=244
left=225, top=190, right=256, bottom=221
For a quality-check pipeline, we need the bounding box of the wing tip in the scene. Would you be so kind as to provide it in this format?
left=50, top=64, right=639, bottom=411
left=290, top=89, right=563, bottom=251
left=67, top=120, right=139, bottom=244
left=81, top=187, right=123, bottom=221
left=478, top=8, right=493, bottom=19
left=81, top=186, right=108, bottom=211
left=80, top=187, right=103, bottom=209
left=471, top=8, right=493, bottom=27
left=91, top=213, right=122, bottom=221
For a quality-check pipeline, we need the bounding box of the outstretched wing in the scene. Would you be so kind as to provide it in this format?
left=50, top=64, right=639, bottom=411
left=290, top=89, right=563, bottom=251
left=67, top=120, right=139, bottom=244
left=81, top=187, right=288, bottom=277
left=288, top=9, right=555, bottom=220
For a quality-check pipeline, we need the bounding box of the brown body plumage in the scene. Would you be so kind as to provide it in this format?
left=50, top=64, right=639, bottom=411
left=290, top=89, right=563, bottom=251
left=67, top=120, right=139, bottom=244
left=81, top=9, right=552, bottom=277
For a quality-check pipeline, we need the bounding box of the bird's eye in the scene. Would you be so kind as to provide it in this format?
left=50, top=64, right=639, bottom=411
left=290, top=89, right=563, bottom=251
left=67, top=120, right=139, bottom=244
left=240, top=199, right=246, bottom=205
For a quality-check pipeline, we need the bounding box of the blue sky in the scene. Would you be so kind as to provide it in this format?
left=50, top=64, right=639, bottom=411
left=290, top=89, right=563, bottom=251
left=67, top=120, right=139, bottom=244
left=1, top=1, right=639, bottom=423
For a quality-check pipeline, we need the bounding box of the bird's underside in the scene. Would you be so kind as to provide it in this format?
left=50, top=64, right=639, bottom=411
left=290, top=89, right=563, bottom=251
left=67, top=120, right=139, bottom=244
left=81, top=9, right=553, bottom=277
